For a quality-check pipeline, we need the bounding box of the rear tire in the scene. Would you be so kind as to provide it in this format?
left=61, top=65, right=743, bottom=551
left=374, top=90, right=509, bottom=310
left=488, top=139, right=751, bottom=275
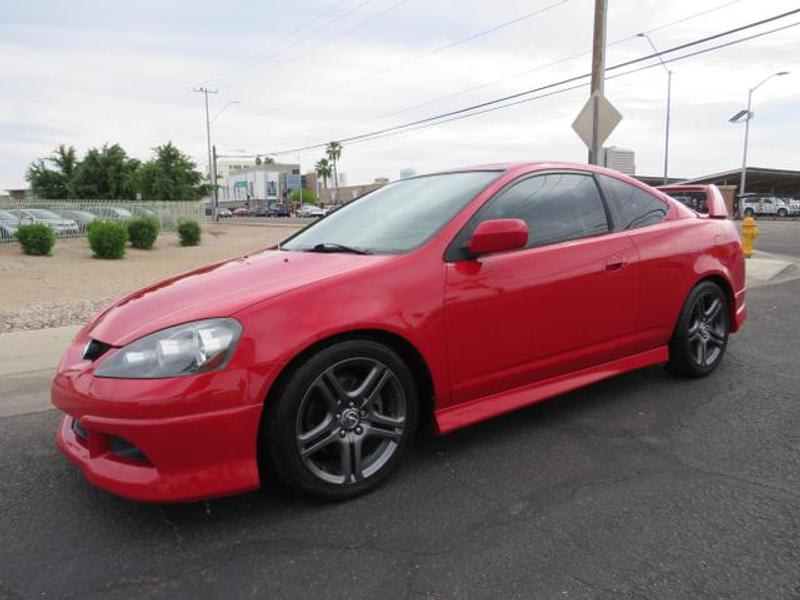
left=743, top=208, right=754, bottom=217
left=667, top=281, right=730, bottom=378
left=263, top=340, right=418, bottom=501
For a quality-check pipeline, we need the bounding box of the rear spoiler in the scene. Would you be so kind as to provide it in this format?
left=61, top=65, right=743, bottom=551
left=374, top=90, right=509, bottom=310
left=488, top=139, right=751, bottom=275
left=657, top=184, right=729, bottom=219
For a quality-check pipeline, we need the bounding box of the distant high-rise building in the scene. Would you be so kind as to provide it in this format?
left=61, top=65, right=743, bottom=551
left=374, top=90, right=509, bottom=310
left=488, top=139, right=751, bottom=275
left=400, top=168, right=417, bottom=179
left=599, top=146, right=635, bottom=175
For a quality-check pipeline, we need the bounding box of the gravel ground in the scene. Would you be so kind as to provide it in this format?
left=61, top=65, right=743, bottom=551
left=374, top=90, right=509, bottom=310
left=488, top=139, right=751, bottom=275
left=0, top=224, right=297, bottom=333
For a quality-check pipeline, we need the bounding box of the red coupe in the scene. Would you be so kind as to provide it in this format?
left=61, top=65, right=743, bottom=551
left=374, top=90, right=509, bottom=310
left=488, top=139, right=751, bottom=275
left=52, top=163, right=746, bottom=502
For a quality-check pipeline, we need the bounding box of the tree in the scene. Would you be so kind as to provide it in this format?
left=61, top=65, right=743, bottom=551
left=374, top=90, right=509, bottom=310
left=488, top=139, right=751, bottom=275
left=70, top=144, right=139, bottom=199
left=315, top=158, right=332, bottom=189
left=325, top=141, right=342, bottom=189
left=289, top=188, right=317, bottom=204
left=25, top=145, right=78, bottom=199
left=137, top=142, right=210, bottom=201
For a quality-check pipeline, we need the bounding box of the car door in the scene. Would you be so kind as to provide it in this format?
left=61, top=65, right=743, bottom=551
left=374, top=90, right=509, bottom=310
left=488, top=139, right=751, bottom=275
left=442, top=172, right=640, bottom=407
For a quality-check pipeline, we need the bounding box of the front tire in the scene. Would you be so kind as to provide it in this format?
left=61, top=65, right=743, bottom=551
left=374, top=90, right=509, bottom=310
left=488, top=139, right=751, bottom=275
left=777, top=208, right=788, bottom=217
left=667, top=281, right=730, bottom=378
left=743, top=208, right=755, bottom=217
left=263, top=340, right=418, bottom=500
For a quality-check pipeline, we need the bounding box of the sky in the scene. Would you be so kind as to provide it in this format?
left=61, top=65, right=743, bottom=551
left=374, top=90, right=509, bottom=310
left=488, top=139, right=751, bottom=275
left=1, top=0, right=798, bottom=190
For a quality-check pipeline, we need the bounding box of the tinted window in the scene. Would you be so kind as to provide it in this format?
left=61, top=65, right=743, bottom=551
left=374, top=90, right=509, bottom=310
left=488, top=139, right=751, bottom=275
left=282, top=171, right=500, bottom=254
left=451, top=173, right=609, bottom=256
left=598, top=175, right=668, bottom=230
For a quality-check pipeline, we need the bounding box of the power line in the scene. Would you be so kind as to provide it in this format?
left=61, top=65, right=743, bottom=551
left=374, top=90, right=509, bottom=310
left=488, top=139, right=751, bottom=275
left=345, top=19, right=800, bottom=148
left=256, top=9, right=798, bottom=155
left=221, top=0, right=379, bottom=88
left=378, top=0, right=742, bottom=119
left=253, top=0, right=570, bottom=116
left=216, top=0, right=350, bottom=81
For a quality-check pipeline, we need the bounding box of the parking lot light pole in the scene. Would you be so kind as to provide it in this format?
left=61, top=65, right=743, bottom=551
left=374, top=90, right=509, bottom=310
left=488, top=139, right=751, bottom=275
left=637, top=33, right=672, bottom=185
left=731, top=71, right=789, bottom=214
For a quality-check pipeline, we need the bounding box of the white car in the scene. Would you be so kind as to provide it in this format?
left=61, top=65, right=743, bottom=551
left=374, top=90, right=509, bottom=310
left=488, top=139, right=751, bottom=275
left=741, top=197, right=798, bottom=218
left=298, top=204, right=325, bottom=218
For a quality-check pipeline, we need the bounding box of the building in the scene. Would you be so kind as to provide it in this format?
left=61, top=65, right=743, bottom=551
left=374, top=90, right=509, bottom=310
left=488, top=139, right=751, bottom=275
left=400, top=168, right=417, bottom=179
left=214, top=157, right=257, bottom=181
left=599, top=147, right=635, bottom=175
left=680, top=166, right=800, bottom=198
left=319, top=182, right=384, bottom=205
left=218, top=162, right=300, bottom=206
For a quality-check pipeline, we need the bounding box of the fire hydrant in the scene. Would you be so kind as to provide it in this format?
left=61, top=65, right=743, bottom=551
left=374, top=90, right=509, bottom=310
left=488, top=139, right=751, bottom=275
left=741, top=216, right=759, bottom=258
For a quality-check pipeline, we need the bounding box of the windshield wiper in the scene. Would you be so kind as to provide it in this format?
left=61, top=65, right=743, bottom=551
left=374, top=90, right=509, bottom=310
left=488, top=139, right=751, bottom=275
left=307, top=242, right=372, bottom=255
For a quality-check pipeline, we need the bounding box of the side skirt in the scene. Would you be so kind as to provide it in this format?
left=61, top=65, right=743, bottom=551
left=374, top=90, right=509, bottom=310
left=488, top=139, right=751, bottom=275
left=434, top=346, right=669, bottom=434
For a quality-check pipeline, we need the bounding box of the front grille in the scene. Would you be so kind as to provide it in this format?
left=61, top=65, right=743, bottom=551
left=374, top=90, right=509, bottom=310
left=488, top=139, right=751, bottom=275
left=71, top=418, right=88, bottom=440
left=82, top=339, right=112, bottom=361
left=109, top=436, right=149, bottom=462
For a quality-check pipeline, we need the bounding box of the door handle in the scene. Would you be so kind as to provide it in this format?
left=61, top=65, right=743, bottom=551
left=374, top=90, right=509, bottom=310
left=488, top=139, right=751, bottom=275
left=604, top=259, right=626, bottom=272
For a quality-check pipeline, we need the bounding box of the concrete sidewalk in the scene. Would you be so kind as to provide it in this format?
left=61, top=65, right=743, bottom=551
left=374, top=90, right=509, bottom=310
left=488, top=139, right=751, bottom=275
left=1, top=251, right=797, bottom=419
left=0, top=325, right=79, bottom=418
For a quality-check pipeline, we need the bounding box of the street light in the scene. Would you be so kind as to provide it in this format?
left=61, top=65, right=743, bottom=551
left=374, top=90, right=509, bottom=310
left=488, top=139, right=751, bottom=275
left=729, top=71, right=789, bottom=215
left=637, top=32, right=672, bottom=184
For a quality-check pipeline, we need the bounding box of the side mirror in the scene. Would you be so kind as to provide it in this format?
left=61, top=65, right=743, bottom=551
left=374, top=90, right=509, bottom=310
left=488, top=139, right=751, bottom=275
left=468, top=219, right=528, bottom=257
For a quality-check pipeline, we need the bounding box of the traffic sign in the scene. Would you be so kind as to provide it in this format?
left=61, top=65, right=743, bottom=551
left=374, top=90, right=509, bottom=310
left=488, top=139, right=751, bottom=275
left=572, top=91, right=622, bottom=149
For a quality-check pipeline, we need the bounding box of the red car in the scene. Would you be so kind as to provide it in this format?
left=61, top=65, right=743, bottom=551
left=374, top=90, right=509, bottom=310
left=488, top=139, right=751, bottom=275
left=232, top=207, right=250, bottom=217
left=52, top=163, right=746, bottom=502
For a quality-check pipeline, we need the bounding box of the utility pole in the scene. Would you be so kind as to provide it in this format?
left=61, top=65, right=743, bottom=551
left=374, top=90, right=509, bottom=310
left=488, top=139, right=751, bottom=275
left=588, top=0, right=607, bottom=165
left=194, top=85, right=218, bottom=211
left=212, top=144, right=219, bottom=223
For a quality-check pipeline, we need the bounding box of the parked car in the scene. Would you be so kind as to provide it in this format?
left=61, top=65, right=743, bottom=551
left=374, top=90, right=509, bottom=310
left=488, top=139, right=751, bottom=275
left=0, top=209, right=19, bottom=240
left=90, top=206, right=134, bottom=221
left=218, top=208, right=233, bottom=218
left=8, top=208, right=79, bottom=236
left=741, top=196, right=798, bottom=217
left=52, top=162, right=745, bottom=503
left=266, top=203, right=291, bottom=217
left=56, top=209, right=97, bottom=232
left=232, top=207, right=250, bottom=217
left=298, top=203, right=325, bottom=217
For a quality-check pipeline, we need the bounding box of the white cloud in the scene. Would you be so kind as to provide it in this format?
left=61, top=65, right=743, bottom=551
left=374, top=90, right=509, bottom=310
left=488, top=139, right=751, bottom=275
left=1, top=0, right=798, bottom=189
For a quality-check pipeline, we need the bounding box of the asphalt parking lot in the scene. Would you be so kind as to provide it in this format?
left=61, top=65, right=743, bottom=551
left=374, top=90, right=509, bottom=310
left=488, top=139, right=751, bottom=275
left=1, top=275, right=799, bottom=599
left=747, top=220, right=800, bottom=257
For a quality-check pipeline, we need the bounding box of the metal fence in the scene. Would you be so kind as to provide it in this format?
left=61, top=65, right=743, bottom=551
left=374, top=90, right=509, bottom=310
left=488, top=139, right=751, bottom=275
left=0, top=199, right=205, bottom=243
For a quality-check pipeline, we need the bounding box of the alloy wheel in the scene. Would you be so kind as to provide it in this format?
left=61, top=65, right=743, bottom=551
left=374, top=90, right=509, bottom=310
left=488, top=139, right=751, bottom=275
left=295, top=357, right=406, bottom=485
left=686, top=292, right=727, bottom=368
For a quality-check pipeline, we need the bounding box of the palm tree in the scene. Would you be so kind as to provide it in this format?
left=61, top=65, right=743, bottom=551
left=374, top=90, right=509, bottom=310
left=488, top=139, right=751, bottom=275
left=325, top=141, right=342, bottom=190
left=315, top=158, right=332, bottom=189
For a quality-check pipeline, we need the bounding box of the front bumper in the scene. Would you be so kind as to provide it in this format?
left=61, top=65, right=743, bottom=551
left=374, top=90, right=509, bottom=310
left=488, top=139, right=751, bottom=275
left=51, top=331, right=279, bottom=503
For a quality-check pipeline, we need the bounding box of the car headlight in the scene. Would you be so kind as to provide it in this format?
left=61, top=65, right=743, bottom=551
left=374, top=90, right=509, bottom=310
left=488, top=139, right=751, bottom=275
left=95, top=318, right=242, bottom=379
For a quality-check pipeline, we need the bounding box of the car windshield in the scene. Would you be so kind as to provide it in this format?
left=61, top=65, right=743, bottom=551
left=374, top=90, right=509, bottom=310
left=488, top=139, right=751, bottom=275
left=0, top=210, right=17, bottom=223
left=282, top=171, right=500, bottom=254
left=113, top=208, right=133, bottom=217
left=27, top=209, right=61, bottom=219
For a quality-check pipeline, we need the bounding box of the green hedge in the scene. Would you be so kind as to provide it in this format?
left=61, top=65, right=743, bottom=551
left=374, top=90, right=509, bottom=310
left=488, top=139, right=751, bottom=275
left=127, top=215, right=160, bottom=249
left=16, top=223, right=55, bottom=256
left=88, top=220, right=128, bottom=259
left=177, top=218, right=201, bottom=246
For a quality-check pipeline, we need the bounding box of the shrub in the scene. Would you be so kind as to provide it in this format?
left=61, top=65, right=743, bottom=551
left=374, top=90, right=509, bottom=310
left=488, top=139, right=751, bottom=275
left=87, top=220, right=128, bottom=259
left=127, top=215, right=160, bottom=249
left=16, top=223, right=55, bottom=256
left=177, top=218, right=201, bottom=246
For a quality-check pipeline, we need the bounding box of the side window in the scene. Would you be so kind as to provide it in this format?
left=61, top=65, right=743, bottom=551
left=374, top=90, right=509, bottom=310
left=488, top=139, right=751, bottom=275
left=451, top=173, right=609, bottom=256
left=598, top=175, right=668, bottom=230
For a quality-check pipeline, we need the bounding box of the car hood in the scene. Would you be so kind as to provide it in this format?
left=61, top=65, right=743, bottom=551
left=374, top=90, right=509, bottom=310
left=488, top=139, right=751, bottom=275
left=88, top=249, right=394, bottom=346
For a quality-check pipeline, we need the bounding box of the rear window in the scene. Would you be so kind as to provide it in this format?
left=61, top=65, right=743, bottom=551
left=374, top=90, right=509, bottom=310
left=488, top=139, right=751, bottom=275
left=598, top=175, right=668, bottom=230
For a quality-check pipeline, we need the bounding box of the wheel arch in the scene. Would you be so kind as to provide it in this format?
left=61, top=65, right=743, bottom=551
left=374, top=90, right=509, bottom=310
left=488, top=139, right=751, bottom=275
left=262, top=328, right=436, bottom=433
left=693, top=273, right=737, bottom=330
